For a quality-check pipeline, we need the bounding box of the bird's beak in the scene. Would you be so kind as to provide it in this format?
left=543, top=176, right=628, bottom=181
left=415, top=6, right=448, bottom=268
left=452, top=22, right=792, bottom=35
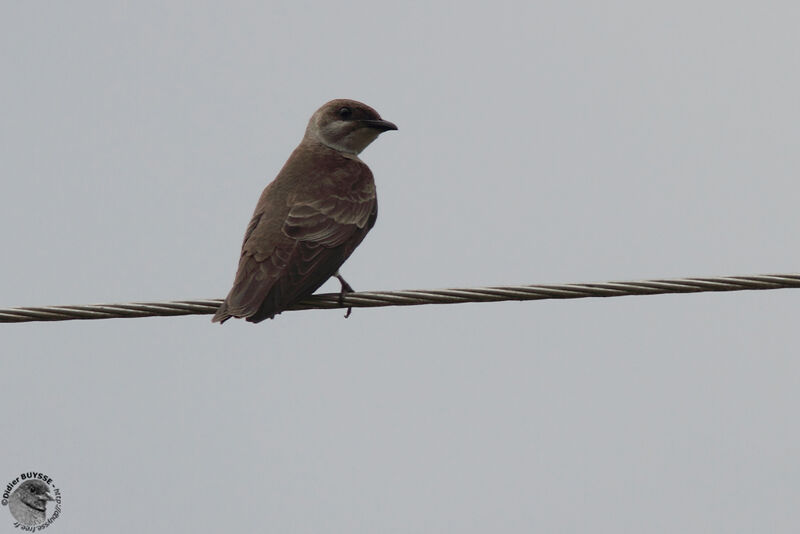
left=361, top=119, right=398, bottom=132
left=43, top=492, right=54, bottom=502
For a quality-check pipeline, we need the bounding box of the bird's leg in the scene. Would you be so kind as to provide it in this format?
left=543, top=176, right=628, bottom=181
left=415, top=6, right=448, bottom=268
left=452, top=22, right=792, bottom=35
left=334, top=271, right=354, bottom=318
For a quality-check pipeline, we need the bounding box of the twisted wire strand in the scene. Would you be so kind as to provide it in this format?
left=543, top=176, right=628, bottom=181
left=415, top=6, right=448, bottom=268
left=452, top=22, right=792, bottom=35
left=1, top=273, right=798, bottom=323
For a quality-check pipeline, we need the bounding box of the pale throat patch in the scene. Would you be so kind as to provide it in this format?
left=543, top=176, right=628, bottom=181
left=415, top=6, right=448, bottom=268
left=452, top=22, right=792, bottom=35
left=318, top=125, right=380, bottom=156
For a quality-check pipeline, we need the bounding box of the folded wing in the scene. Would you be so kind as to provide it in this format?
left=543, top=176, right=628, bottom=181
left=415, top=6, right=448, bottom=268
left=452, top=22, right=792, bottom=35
left=213, top=168, right=377, bottom=323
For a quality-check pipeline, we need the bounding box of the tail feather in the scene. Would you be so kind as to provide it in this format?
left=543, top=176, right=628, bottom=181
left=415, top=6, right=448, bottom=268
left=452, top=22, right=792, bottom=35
left=211, top=301, right=231, bottom=323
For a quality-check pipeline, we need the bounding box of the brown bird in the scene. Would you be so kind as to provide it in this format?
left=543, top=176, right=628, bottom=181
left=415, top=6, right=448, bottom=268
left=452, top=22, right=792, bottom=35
left=8, top=480, right=54, bottom=526
left=213, top=99, right=397, bottom=323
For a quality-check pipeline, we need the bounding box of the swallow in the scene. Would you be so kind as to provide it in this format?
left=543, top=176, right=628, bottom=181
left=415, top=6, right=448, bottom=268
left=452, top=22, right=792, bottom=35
left=213, top=99, right=397, bottom=323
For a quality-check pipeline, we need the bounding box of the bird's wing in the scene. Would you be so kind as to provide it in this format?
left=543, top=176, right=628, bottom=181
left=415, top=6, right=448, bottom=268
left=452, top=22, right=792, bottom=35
left=220, top=175, right=376, bottom=320
left=283, top=188, right=376, bottom=246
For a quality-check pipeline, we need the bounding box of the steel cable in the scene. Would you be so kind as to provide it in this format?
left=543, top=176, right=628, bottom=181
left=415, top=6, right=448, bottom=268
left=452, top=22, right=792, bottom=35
left=1, top=273, right=798, bottom=323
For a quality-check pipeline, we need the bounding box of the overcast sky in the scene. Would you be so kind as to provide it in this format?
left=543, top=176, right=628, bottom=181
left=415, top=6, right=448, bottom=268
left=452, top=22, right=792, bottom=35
left=2, top=2, right=799, bottom=532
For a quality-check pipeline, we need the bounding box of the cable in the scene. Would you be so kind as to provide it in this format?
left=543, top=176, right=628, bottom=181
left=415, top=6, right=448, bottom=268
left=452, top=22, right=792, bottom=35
left=1, top=272, right=798, bottom=324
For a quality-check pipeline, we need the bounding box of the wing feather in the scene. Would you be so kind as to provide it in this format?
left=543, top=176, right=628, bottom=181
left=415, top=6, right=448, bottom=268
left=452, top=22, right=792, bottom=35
left=213, top=156, right=377, bottom=323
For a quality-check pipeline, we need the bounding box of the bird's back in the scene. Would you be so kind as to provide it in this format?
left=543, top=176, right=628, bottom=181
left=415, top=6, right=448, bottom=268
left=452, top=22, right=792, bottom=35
left=213, top=142, right=378, bottom=323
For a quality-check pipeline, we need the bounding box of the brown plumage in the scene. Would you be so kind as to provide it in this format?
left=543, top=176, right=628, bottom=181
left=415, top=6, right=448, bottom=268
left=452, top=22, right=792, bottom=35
left=213, top=99, right=397, bottom=323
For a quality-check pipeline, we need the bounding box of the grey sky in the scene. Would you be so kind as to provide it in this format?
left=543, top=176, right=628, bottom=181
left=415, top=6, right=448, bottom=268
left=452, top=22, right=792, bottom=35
left=2, top=2, right=799, bottom=532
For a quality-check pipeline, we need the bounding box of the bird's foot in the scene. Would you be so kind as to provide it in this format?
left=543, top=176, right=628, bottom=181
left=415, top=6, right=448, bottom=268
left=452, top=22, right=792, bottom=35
left=334, top=272, right=354, bottom=318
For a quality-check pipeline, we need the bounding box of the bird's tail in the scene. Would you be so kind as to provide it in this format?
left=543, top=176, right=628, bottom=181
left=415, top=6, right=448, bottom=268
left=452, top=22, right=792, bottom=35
left=211, top=301, right=231, bottom=324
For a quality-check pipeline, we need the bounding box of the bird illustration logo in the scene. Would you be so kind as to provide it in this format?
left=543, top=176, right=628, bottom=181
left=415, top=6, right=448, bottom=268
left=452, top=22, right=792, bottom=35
left=213, top=99, right=397, bottom=323
left=7, top=479, right=54, bottom=526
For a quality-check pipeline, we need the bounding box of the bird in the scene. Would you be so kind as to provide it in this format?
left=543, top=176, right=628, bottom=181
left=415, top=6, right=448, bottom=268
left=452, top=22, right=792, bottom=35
left=213, top=99, right=397, bottom=323
left=8, top=480, right=54, bottom=526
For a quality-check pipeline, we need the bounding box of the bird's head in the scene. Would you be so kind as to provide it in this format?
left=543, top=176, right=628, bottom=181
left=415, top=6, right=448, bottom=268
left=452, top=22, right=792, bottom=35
left=11, top=480, right=54, bottom=511
left=306, top=99, right=397, bottom=155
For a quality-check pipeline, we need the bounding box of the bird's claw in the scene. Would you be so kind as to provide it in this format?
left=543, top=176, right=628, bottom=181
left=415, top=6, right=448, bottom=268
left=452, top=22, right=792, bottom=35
left=334, top=272, right=354, bottom=318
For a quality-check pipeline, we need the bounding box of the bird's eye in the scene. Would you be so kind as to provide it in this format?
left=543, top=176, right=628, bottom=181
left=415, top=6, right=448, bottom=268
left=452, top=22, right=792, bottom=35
left=338, top=107, right=352, bottom=119
left=29, top=487, right=36, bottom=493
